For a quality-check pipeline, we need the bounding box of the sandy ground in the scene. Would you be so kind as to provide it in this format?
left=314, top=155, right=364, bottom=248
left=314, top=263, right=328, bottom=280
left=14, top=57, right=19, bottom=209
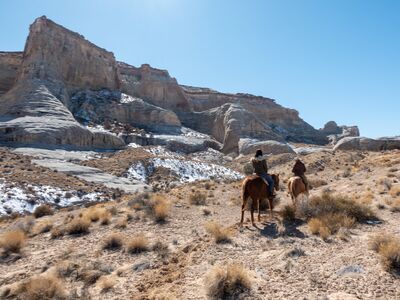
left=0, top=148, right=400, bottom=299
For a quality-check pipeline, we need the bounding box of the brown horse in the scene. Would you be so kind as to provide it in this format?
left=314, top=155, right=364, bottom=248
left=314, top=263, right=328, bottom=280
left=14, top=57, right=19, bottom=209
left=240, top=174, right=280, bottom=225
left=287, top=176, right=309, bottom=209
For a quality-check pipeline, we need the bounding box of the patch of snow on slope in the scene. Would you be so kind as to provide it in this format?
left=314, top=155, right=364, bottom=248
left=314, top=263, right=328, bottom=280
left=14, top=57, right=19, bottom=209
left=120, top=93, right=142, bottom=104
left=126, top=158, right=243, bottom=183
left=127, top=143, right=141, bottom=148
left=0, top=180, right=103, bottom=215
left=86, top=124, right=117, bottom=136
left=145, top=146, right=183, bottom=158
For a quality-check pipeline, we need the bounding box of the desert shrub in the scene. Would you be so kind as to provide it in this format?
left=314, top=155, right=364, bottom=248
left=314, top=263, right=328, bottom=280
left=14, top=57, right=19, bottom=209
left=369, top=234, right=400, bottom=273
left=0, top=229, right=26, bottom=255
left=81, top=270, right=103, bottom=285
left=243, top=163, right=254, bottom=175
left=126, top=235, right=149, bottom=254
left=15, top=216, right=36, bottom=234
left=34, top=221, right=53, bottom=235
left=205, top=221, right=231, bottom=244
left=24, top=273, right=66, bottom=300
left=281, top=205, right=296, bottom=223
left=309, top=178, right=328, bottom=189
left=205, top=264, right=251, bottom=299
left=303, top=192, right=375, bottom=238
left=301, top=191, right=376, bottom=222
left=66, top=218, right=90, bottom=235
left=102, top=233, right=124, bottom=250
left=189, top=192, right=207, bottom=205
left=50, top=226, right=65, bottom=239
left=390, top=185, right=400, bottom=198
left=390, top=199, right=400, bottom=213
left=33, top=204, right=54, bottom=218
left=97, top=275, right=117, bottom=292
left=127, top=192, right=150, bottom=210
left=151, top=195, right=170, bottom=223
left=100, top=211, right=112, bottom=225
left=84, top=207, right=107, bottom=222
left=114, top=218, right=128, bottom=229
left=203, top=208, right=212, bottom=216
left=308, top=213, right=355, bottom=239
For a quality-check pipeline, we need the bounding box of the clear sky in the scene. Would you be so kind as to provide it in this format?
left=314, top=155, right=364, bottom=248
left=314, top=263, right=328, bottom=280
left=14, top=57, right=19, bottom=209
left=1, top=0, right=399, bottom=138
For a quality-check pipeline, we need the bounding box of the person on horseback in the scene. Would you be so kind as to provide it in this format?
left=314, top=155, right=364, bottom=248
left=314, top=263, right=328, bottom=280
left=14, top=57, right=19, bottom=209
left=251, top=149, right=275, bottom=197
left=292, top=158, right=309, bottom=192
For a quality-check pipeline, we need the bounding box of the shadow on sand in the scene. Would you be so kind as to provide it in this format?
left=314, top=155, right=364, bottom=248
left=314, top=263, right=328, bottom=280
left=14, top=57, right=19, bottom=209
left=259, top=218, right=306, bottom=239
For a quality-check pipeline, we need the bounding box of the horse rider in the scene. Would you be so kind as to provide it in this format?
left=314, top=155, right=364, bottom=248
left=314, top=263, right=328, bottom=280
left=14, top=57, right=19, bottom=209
left=292, top=158, right=309, bottom=193
left=251, top=149, right=275, bottom=197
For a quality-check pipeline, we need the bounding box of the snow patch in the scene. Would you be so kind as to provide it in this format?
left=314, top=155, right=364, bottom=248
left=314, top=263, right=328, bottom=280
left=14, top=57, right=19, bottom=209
left=0, top=179, right=104, bottom=216
left=126, top=158, right=243, bottom=183
left=120, top=93, right=142, bottom=104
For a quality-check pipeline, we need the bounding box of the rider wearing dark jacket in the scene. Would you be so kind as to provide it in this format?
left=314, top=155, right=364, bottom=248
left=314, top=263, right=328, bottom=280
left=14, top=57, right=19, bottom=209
left=251, top=149, right=275, bottom=196
left=292, top=158, right=309, bottom=191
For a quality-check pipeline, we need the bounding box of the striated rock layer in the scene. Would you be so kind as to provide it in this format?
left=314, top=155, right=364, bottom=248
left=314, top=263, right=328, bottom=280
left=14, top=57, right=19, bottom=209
left=0, top=16, right=330, bottom=152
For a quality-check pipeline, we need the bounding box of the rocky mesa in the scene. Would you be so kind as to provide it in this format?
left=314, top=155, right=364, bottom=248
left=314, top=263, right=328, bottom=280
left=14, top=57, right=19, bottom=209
left=0, top=16, right=331, bottom=153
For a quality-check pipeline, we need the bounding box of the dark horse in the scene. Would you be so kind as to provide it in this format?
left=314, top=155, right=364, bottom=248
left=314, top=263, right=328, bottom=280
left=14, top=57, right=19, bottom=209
left=240, top=174, right=280, bottom=225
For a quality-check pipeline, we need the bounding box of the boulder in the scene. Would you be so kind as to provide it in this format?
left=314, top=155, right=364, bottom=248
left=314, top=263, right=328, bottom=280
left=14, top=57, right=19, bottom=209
left=320, top=121, right=341, bottom=135
left=238, top=139, right=295, bottom=155
left=333, top=136, right=400, bottom=151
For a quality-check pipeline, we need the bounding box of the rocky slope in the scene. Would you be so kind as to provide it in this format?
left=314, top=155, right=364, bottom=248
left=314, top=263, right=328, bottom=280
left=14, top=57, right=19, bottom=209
left=0, top=16, right=332, bottom=153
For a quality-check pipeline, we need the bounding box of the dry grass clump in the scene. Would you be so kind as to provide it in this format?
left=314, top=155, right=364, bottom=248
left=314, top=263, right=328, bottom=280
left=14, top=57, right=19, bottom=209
left=33, top=204, right=54, bottom=218
left=0, top=229, right=26, bottom=255
left=369, top=234, right=400, bottom=273
left=128, top=192, right=150, bottom=210
left=281, top=205, right=296, bottom=223
left=205, top=221, right=232, bottom=244
left=189, top=191, right=207, bottom=205
left=205, top=264, right=251, bottom=299
left=65, top=217, right=90, bottom=235
left=302, top=192, right=376, bottom=238
left=84, top=206, right=107, bottom=222
left=102, top=233, right=124, bottom=250
left=24, top=273, right=66, bottom=300
left=50, top=226, right=65, bottom=239
left=114, top=218, right=128, bottom=229
left=152, top=240, right=169, bottom=259
left=126, top=234, right=149, bottom=254
left=100, top=211, right=112, bottom=225
left=389, top=185, right=400, bottom=198
left=150, top=195, right=170, bottom=223
left=309, top=178, right=328, bottom=189
left=308, top=213, right=355, bottom=239
left=33, top=220, right=53, bottom=235
left=97, top=275, right=117, bottom=292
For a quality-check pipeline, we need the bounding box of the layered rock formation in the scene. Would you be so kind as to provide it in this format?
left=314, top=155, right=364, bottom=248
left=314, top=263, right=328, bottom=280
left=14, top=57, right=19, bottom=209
left=334, top=137, right=400, bottom=151
left=320, top=121, right=360, bottom=145
left=0, top=16, right=331, bottom=153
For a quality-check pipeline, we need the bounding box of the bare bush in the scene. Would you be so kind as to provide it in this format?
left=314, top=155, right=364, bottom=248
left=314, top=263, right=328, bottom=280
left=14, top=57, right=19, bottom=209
left=205, top=221, right=232, bottom=244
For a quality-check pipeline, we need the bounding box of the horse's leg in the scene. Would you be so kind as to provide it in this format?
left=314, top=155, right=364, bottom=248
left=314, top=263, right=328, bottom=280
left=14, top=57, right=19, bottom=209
left=257, top=198, right=261, bottom=222
left=251, top=207, right=255, bottom=226
left=240, top=196, right=248, bottom=225
left=268, top=198, right=273, bottom=219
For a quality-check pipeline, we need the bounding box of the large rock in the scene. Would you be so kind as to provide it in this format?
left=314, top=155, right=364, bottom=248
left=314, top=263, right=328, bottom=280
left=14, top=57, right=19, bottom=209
left=238, top=139, right=295, bottom=155
left=334, top=136, right=400, bottom=151
left=0, top=52, right=22, bottom=96
left=320, top=121, right=360, bottom=144
left=70, top=89, right=181, bottom=132
left=118, top=62, right=191, bottom=112
left=181, top=85, right=328, bottom=146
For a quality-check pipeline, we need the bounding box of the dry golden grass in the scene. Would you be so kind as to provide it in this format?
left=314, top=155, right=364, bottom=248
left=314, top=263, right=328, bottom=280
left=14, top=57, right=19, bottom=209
left=189, top=191, right=207, bottom=205
left=50, top=226, right=65, bottom=239
left=369, top=234, right=400, bottom=273
left=65, top=217, right=90, bottom=235
left=151, top=195, right=170, bottom=223
left=84, top=206, right=106, bottom=222
left=102, top=233, right=124, bottom=250
left=308, top=213, right=355, bottom=239
left=100, top=211, right=112, bottom=225
left=97, top=275, right=117, bottom=292
left=205, top=221, right=232, bottom=243
left=33, top=204, right=54, bottom=218
left=0, top=229, right=26, bottom=255
left=114, top=218, right=128, bottom=229
left=24, top=273, right=66, bottom=300
left=390, top=185, right=400, bottom=198
left=33, top=220, right=53, bottom=235
left=205, top=264, right=251, bottom=299
left=126, top=234, right=149, bottom=254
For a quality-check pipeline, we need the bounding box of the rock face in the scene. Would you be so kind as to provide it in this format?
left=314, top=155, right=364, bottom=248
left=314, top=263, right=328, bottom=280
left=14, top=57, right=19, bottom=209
left=0, top=52, right=22, bottom=97
left=333, top=137, right=400, bottom=151
left=238, top=139, right=295, bottom=155
left=320, top=121, right=360, bottom=145
left=0, top=16, right=331, bottom=152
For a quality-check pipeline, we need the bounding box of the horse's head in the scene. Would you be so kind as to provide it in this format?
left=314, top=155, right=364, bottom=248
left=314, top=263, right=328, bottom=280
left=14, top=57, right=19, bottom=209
left=272, top=174, right=280, bottom=191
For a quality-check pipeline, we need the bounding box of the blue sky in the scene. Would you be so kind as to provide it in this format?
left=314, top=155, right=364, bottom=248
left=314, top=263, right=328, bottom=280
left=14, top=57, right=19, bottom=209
left=1, top=0, right=399, bottom=137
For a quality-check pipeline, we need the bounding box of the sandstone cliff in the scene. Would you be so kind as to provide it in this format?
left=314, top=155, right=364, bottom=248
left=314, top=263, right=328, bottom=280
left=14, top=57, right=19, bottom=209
left=0, top=16, right=331, bottom=152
